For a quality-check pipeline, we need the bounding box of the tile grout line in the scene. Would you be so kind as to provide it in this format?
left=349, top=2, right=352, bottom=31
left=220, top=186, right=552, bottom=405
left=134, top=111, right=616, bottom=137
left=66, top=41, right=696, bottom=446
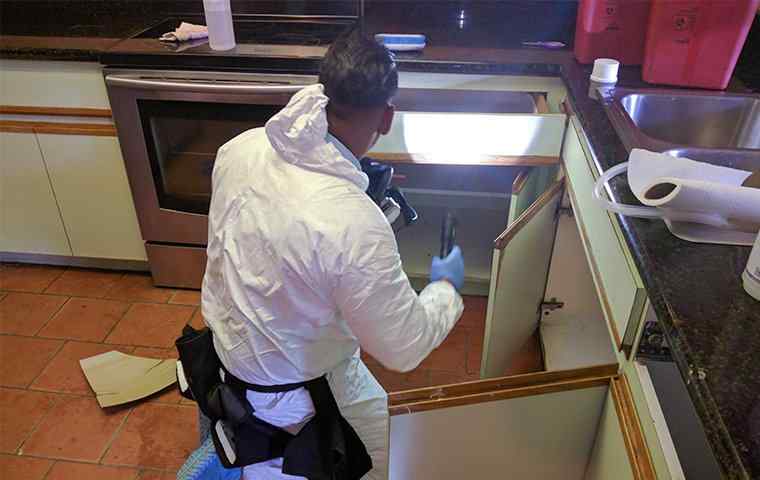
left=24, top=339, right=67, bottom=390
left=33, top=295, right=73, bottom=337
left=101, top=301, right=138, bottom=345
left=0, top=453, right=57, bottom=476
left=40, top=459, right=57, bottom=480
left=43, top=266, right=69, bottom=293
left=16, top=391, right=65, bottom=456
left=99, top=404, right=135, bottom=465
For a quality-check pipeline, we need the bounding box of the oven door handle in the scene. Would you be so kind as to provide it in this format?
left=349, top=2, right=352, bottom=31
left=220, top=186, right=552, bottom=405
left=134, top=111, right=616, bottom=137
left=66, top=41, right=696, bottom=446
left=105, top=74, right=313, bottom=94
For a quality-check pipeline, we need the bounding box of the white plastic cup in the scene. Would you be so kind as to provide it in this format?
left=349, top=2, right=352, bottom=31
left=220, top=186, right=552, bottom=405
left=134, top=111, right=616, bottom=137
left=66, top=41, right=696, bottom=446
left=743, top=231, right=760, bottom=301
left=203, top=0, right=236, bottom=51
left=590, top=58, right=620, bottom=84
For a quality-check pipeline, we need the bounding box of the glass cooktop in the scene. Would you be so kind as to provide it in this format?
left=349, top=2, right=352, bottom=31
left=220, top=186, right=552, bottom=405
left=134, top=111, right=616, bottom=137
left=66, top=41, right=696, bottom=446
left=138, top=16, right=355, bottom=47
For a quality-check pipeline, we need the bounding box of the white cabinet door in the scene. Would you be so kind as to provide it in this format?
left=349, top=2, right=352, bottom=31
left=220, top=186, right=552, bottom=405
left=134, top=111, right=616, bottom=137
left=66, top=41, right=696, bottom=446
left=562, top=115, right=647, bottom=354
left=389, top=380, right=608, bottom=480
left=36, top=134, right=146, bottom=261
left=0, top=132, right=71, bottom=256
left=481, top=180, right=563, bottom=378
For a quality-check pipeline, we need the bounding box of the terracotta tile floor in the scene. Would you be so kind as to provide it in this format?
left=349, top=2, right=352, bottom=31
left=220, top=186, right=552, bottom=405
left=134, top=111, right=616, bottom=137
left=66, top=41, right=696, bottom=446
left=0, top=264, right=198, bottom=480
left=0, top=263, right=542, bottom=479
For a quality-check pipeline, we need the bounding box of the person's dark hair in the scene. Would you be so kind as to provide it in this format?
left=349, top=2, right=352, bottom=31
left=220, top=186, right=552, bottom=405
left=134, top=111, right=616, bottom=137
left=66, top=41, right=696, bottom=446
left=319, top=28, right=398, bottom=109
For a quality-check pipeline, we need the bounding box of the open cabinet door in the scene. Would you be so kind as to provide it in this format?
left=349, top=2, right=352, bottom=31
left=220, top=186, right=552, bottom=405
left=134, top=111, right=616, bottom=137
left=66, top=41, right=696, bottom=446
left=388, top=374, right=611, bottom=480
left=481, top=179, right=564, bottom=378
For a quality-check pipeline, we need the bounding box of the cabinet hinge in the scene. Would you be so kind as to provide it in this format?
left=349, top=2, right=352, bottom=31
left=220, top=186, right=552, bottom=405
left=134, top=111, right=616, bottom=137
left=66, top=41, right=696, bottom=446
left=540, top=298, right=565, bottom=315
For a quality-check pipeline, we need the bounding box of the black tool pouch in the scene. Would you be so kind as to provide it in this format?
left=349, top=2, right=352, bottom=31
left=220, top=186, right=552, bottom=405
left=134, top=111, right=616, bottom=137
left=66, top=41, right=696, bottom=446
left=174, top=325, right=293, bottom=468
left=174, top=325, right=372, bottom=478
left=174, top=324, right=221, bottom=414
left=207, top=383, right=293, bottom=468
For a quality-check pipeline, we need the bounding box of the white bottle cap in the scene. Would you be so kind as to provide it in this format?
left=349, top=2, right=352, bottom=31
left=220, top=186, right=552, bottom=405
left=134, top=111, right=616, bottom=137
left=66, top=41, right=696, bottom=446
left=590, top=58, right=620, bottom=84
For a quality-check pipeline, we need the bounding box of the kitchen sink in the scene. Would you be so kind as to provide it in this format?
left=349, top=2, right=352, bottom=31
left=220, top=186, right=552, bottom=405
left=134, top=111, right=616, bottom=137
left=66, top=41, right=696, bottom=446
left=663, top=147, right=760, bottom=171
left=602, top=88, right=760, bottom=153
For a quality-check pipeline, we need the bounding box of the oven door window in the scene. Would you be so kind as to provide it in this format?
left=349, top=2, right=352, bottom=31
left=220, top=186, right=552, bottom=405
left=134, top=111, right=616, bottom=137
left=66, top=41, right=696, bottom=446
left=139, top=100, right=282, bottom=214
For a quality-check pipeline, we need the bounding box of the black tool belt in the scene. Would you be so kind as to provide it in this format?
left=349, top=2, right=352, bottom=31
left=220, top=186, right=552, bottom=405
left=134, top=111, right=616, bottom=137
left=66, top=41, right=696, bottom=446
left=174, top=325, right=372, bottom=480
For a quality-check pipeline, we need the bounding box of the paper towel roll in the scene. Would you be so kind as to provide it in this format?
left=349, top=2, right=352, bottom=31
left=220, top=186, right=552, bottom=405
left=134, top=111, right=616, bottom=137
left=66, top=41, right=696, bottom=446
left=642, top=178, right=760, bottom=231
left=628, top=149, right=760, bottom=231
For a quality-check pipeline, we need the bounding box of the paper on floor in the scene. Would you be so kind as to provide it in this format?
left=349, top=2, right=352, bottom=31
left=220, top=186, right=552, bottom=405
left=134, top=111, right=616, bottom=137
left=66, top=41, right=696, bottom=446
left=80, top=351, right=177, bottom=408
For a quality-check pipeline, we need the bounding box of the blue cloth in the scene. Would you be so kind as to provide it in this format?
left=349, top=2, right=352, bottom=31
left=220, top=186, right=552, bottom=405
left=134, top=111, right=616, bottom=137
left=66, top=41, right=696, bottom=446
left=326, top=132, right=361, bottom=170
left=430, top=245, right=465, bottom=291
left=177, top=433, right=241, bottom=480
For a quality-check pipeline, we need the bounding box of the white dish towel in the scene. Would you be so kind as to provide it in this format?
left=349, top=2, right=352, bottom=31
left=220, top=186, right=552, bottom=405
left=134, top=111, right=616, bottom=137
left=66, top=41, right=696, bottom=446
left=628, top=149, right=760, bottom=245
left=159, top=22, right=209, bottom=42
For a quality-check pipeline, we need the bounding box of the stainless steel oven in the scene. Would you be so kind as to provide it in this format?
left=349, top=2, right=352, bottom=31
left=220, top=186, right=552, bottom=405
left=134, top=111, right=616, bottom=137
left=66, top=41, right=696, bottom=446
left=105, top=70, right=317, bottom=287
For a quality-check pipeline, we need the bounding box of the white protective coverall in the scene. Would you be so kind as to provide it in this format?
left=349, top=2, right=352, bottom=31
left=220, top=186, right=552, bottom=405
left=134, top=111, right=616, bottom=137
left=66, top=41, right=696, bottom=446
left=202, top=84, right=464, bottom=480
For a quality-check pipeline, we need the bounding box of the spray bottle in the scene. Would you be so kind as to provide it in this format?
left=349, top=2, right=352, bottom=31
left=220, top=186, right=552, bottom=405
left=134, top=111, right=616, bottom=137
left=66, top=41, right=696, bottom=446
left=203, top=0, right=236, bottom=51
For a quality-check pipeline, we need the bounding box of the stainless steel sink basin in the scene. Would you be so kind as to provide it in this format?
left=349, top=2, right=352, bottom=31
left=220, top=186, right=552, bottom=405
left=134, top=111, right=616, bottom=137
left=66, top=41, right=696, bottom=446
left=602, top=88, right=760, bottom=153
left=663, top=147, right=760, bottom=171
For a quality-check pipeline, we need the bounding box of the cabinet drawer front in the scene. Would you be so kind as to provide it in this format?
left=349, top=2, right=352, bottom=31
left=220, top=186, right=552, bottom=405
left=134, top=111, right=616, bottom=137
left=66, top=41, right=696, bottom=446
left=0, top=60, right=110, bottom=110
left=0, top=132, right=72, bottom=256
left=563, top=117, right=646, bottom=351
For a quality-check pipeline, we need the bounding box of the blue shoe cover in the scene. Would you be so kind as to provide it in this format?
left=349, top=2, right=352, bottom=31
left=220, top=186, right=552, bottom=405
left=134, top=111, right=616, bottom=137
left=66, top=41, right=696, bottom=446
left=177, top=435, right=241, bottom=480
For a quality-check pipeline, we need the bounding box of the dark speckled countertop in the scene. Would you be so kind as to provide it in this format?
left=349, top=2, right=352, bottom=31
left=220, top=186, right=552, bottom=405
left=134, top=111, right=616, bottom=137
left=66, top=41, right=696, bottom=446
left=562, top=62, right=760, bottom=479
left=0, top=1, right=180, bottom=60
left=2, top=1, right=760, bottom=477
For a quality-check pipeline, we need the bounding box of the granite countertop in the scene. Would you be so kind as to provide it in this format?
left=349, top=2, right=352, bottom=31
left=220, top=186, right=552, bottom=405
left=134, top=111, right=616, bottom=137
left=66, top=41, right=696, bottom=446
left=2, top=2, right=759, bottom=477
left=0, top=1, right=173, bottom=61
left=561, top=62, right=760, bottom=479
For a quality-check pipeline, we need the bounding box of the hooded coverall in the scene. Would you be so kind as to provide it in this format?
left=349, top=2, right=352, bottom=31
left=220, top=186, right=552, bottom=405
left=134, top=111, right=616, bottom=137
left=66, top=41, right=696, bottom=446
left=202, top=84, right=464, bottom=479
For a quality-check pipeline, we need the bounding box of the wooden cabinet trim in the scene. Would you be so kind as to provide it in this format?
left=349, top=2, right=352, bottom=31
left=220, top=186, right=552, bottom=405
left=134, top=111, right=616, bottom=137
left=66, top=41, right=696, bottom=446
left=0, top=120, right=116, bottom=137
left=511, top=167, right=532, bottom=195
left=532, top=93, right=550, bottom=114
left=0, top=105, right=112, bottom=118
left=612, top=375, right=657, bottom=480
left=389, top=375, right=611, bottom=416
left=389, top=363, right=618, bottom=407
left=369, top=152, right=559, bottom=167
left=494, top=178, right=564, bottom=250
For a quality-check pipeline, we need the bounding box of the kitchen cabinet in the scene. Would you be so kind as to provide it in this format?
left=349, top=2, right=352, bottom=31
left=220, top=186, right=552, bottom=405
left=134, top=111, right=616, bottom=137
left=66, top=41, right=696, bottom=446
left=562, top=110, right=647, bottom=356
left=0, top=60, right=146, bottom=265
left=388, top=374, right=649, bottom=479
left=383, top=99, right=672, bottom=478
left=397, top=72, right=567, bottom=113
left=36, top=134, right=146, bottom=261
left=0, top=60, right=111, bottom=109
left=0, top=131, right=71, bottom=256
left=369, top=110, right=566, bottom=296
left=584, top=380, right=637, bottom=480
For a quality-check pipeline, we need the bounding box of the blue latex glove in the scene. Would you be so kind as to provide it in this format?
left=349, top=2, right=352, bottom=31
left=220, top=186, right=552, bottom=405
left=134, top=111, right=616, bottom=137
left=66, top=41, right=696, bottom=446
left=430, top=245, right=464, bottom=291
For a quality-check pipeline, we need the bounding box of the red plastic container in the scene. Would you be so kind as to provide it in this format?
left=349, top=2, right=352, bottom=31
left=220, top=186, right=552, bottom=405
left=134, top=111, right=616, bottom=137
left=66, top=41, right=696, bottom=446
left=643, top=0, right=760, bottom=90
left=574, top=0, right=653, bottom=65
